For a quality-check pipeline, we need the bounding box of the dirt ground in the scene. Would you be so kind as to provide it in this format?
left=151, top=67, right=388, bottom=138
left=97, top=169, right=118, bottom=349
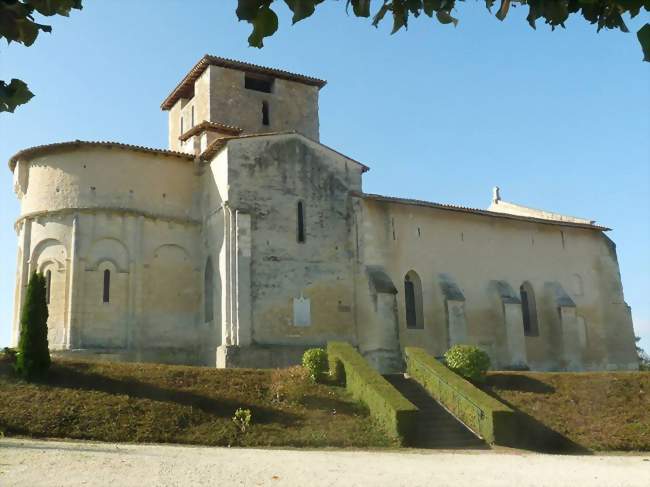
left=1, top=438, right=649, bottom=487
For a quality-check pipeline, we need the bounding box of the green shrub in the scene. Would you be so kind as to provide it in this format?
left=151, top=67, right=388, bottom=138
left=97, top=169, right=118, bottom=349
left=1, top=347, right=17, bottom=365
left=327, top=342, right=417, bottom=445
left=15, top=273, right=51, bottom=381
left=302, top=348, right=328, bottom=382
left=444, top=344, right=491, bottom=383
left=232, top=408, right=252, bottom=433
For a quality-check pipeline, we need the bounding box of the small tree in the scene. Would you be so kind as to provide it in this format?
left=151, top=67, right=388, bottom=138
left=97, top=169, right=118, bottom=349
left=15, top=273, right=51, bottom=381
left=636, top=337, right=650, bottom=371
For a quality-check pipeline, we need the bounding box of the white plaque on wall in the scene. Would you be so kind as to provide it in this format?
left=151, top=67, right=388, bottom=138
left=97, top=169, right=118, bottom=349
left=293, top=295, right=311, bottom=327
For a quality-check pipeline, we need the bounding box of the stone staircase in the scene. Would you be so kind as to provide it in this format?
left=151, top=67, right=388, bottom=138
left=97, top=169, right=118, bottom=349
left=384, top=374, right=488, bottom=449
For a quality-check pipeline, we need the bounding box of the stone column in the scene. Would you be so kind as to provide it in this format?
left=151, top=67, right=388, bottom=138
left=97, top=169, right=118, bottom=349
left=503, top=302, right=527, bottom=367
left=235, top=210, right=252, bottom=347
left=492, top=280, right=528, bottom=368
left=559, top=305, right=581, bottom=370
left=446, top=300, right=468, bottom=347
left=64, top=215, right=79, bottom=349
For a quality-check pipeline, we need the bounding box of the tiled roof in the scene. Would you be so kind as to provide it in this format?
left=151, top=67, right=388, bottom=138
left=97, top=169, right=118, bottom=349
left=354, top=192, right=610, bottom=231
left=161, top=55, right=327, bottom=110
left=8, top=140, right=193, bottom=171
left=199, top=131, right=370, bottom=173
left=179, top=121, right=243, bottom=141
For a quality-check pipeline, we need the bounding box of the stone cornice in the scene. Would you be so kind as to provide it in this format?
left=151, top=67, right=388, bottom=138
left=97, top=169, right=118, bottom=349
left=15, top=207, right=201, bottom=231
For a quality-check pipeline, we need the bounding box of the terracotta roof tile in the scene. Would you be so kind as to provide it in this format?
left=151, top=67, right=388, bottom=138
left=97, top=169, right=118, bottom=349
left=161, top=55, right=327, bottom=111
left=354, top=192, right=610, bottom=231
left=199, top=132, right=370, bottom=173
left=179, top=121, right=243, bottom=142
left=9, top=140, right=193, bottom=171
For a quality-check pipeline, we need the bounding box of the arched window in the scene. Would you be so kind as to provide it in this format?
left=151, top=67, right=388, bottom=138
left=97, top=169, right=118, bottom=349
left=297, top=201, right=305, bottom=243
left=520, top=282, right=539, bottom=336
left=262, top=101, right=270, bottom=126
left=103, top=269, right=111, bottom=303
left=404, top=271, right=424, bottom=329
left=204, top=257, right=214, bottom=323
left=45, top=269, right=52, bottom=305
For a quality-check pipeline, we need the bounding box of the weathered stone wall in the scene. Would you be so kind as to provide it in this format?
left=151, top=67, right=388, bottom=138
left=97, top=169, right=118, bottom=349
left=221, top=134, right=362, bottom=358
left=355, top=198, right=638, bottom=371
left=11, top=147, right=219, bottom=365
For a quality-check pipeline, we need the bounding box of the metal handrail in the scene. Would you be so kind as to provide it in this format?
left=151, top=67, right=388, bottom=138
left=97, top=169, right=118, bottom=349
left=417, top=358, right=487, bottom=437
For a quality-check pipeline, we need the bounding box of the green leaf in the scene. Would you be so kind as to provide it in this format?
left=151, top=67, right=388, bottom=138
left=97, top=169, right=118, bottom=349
left=436, top=10, right=458, bottom=25
left=248, top=5, right=279, bottom=48
left=638, top=23, right=650, bottom=62
left=372, top=3, right=391, bottom=27
left=423, top=0, right=442, bottom=16
left=495, top=0, right=511, bottom=20
left=391, top=1, right=409, bottom=33
left=236, top=0, right=267, bottom=21
left=285, top=0, right=324, bottom=23
left=347, top=0, right=372, bottom=17
left=0, top=79, right=35, bottom=113
left=28, top=0, right=83, bottom=17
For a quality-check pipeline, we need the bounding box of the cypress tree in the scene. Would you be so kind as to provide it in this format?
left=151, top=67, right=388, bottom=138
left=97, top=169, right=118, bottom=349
left=15, top=272, right=51, bottom=381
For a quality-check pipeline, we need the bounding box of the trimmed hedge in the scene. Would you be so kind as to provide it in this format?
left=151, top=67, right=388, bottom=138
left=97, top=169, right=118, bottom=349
left=327, top=342, right=418, bottom=445
left=405, top=347, right=516, bottom=445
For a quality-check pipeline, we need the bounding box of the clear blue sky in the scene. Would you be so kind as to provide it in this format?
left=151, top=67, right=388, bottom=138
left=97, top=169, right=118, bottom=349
left=1, top=1, right=648, bottom=351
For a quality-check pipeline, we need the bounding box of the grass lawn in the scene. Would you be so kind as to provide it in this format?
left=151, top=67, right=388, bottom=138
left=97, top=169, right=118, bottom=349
left=0, top=355, right=394, bottom=448
left=485, top=371, right=650, bottom=452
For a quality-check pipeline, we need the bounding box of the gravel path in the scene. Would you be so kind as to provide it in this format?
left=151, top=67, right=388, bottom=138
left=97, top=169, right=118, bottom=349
left=1, top=438, right=648, bottom=487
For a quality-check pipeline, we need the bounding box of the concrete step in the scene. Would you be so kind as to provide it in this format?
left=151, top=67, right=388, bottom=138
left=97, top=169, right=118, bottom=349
left=384, top=374, right=488, bottom=450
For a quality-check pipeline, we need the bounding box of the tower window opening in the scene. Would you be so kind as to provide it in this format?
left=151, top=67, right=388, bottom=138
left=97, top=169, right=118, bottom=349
left=262, top=101, right=270, bottom=126
left=180, top=116, right=184, bottom=135
left=191, top=106, right=195, bottom=128
left=297, top=201, right=305, bottom=243
left=245, top=75, right=274, bottom=93
left=103, top=269, right=111, bottom=303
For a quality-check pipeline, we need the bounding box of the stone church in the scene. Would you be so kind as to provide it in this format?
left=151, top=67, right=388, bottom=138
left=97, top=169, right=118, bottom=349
left=9, top=55, right=638, bottom=372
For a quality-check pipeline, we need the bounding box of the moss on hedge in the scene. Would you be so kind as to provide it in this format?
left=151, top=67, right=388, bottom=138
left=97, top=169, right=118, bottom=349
left=327, top=342, right=418, bottom=445
left=405, top=347, right=516, bottom=445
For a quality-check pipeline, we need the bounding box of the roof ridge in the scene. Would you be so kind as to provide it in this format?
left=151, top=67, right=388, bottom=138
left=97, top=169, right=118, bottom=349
left=161, top=55, right=327, bottom=111
left=354, top=192, right=609, bottom=231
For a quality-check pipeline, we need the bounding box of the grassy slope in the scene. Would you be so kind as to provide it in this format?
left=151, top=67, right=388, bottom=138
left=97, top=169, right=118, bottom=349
left=0, top=356, right=394, bottom=448
left=486, top=371, right=650, bottom=451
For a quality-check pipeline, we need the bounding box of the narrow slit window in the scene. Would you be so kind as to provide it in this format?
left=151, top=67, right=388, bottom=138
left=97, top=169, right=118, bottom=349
left=45, top=270, right=52, bottom=305
left=262, top=101, right=270, bottom=126
left=180, top=116, right=184, bottom=135
left=191, top=106, right=195, bottom=127
left=103, top=269, right=110, bottom=303
left=297, top=201, right=305, bottom=243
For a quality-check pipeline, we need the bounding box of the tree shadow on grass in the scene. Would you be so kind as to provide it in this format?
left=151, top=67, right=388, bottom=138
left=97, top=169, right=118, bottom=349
left=485, top=374, right=555, bottom=394
left=485, top=394, right=591, bottom=454
left=40, top=362, right=297, bottom=426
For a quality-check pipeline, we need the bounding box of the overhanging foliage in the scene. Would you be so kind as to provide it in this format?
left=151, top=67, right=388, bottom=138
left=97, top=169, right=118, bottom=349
left=236, top=0, right=650, bottom=61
